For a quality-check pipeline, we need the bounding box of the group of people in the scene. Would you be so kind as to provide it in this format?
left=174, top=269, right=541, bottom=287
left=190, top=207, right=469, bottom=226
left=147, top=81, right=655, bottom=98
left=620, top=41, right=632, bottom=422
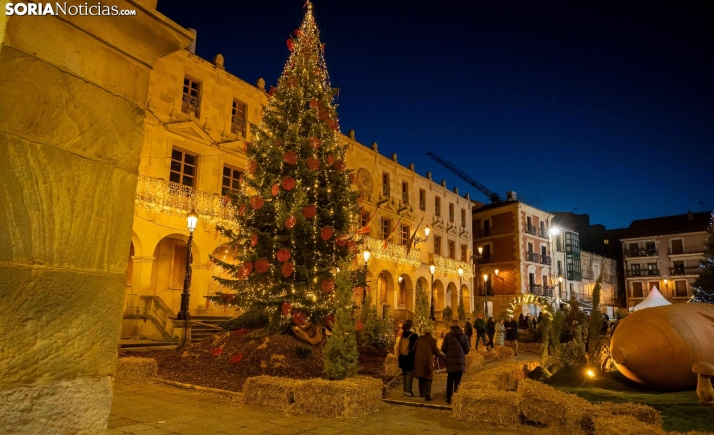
left=465, top=314, right=520, bottom=355
left=395, top=319, right=470, bottom=404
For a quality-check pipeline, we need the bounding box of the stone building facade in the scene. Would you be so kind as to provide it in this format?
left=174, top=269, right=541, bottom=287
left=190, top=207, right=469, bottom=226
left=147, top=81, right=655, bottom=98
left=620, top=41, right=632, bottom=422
left=124, top=39, right=475, bottom=341
left=580, top=251, right=619, bottom=318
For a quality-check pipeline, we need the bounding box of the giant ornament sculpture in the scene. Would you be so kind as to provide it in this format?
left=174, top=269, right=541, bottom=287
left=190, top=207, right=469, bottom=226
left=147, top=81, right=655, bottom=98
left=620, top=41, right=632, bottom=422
left=610, top=302, right=714, bottom=391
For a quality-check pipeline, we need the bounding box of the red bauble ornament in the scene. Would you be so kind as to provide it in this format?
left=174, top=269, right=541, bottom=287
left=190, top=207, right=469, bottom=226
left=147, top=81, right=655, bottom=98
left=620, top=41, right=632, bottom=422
left=353, top=286, right=364, bottom=297
left=209, top=348, right=223, bottom=356
left=321, top=279, right=335, bottom=293
left=250, top=196, right=264, bottom=210
left=307, top=157, right=320, bottom=171
left=285, top=214, right=297, bottom=229
left=347, top=241, right=357, bottom=251
left=294, top=28, right=302, bottom=37
left=271, top=183, right=280, bottom=197
left=327, top=154, right=335, bottom=165
left=282, top=302, right=292, bottom=316
left=277, top=248, right=291, bottom=263
left=238, top=261, right=252, bottom=280
left=335, top=160, right=347, bottom=172
left=335, top=234, right=348, bottom=247
left=356, top=320, right=364, bottom=332
left=283, top=151, right=298, bottom=165
left=320, top=226, right=333, bottom=241
left=239, top=204, right=246, bottom=216
left=275, top=139, right=284, bottom=147
left=268, top=87, right=276, bottom=97
left=282, top=262, right=294, bottom=278
left=287, top=76, right=298, bottom=88
left=250, top=234, right=258, bottom=248
left=293, top=311, right=306, bottom=326
left=281, top=177, right=296, bottom=191
left=302, top=204, right=317, bottom=219
left=286, top=38, right=294, bottom=51
left=226, top=294, right=235, bottom=302
left=318, top=110, right=329, bottom=121
left=309, top=99, right=319, bottom=109
left=309, top=137, right=321, bottom=149
left=328, top=120, right=339, bottom=131
left=229, top=354, right=244, bottom=364
left=247, top=160, right=257, bottom=173
left=254, top=259, right=270, bottom=274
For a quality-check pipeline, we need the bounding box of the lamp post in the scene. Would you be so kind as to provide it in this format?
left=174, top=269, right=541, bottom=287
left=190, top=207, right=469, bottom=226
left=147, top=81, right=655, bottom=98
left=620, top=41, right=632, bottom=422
left=457, top=267, right=463, bottom=298
left=412, top=224, right=431, bottom=248
left=483, top=273, right=489, bottom=316
left=494, top=269, right=505, bottom=293
left=558, top=275, right=564, bottom=300
left=663, top=277, right=669, bottom=293
left=429, top=264, right=436, bottom=321
left=177, top=211, right=199, bottom=321
left=362, top=248, right=370, bottom=305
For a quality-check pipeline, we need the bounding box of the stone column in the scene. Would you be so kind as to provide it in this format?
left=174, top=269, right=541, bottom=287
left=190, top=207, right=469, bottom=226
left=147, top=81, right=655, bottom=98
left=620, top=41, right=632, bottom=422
left=128, top=256, right=156, bottom=314
left=0, top=3, right=193, bottom=433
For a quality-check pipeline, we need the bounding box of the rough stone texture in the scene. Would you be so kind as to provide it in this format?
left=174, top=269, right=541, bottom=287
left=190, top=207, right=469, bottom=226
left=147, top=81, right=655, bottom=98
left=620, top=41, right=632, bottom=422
left=0, top=4, right=192, bottom=434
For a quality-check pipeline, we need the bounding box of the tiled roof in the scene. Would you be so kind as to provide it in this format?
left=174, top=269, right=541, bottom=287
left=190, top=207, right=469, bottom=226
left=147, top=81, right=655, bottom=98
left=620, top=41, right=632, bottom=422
left=625, top=211, right=712, bottom=238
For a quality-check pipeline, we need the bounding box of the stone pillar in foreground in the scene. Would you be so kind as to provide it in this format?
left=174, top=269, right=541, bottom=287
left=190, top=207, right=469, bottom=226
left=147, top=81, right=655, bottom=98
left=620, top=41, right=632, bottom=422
left=0, top=2, right=192, bottom=433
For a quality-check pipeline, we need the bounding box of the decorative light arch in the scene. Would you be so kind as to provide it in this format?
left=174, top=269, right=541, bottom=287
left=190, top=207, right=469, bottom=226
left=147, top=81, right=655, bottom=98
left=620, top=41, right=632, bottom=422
left=505, top=294, right=554, bottom=319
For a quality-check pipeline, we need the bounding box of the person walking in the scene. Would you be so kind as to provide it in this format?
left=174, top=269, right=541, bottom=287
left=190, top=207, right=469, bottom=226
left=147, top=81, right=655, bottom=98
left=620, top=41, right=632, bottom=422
left=440, top=320, right=470, bottom=404
left=397, top=319, right=418, bottom=397
left=474, top=313, right=487, bottom=351
left=518, top=313, right=526, bottom=329
left=506, top=315, right=519, bottom=356
left=495, top=318, right=506, bottom=346
left=464, top=317, right=473, bottom=346
left=412, top=326, right=441, bottom=401
left=393, top=320, right=404, bottom=355
left=486, top=316, right=496, bottom=352
left=572, top=320, right=583, bottom=348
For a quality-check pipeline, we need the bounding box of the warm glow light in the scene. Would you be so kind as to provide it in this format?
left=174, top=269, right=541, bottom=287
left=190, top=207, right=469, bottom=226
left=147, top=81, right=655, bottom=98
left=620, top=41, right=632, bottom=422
left=495, top=269, right=499, bottom=276
left=664, top=278, right=668, bottom=285
left=398, top=276, right=403, bottom=284
left=549, top=227, right=560, bottom=236
left=429, top=264, right=436, bottom=275
left=424, top=225, right=430, bottom=238
left=586, top=369, right=595, bottom=378
left=558, top=276, right=564, bottom=283
left=483, top=274, right=489, bottom=282
left=363, top=248, right=370, bottom=263
left=187, top=211, right=199, bottom=233
left=458, top=267, right=464, bottom=277
left=478, top=246, right=483, bottom=255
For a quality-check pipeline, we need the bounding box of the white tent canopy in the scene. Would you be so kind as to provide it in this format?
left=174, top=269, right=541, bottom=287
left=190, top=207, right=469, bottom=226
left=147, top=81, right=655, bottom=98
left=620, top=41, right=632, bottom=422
left=631, top=286, right=672, bottom=311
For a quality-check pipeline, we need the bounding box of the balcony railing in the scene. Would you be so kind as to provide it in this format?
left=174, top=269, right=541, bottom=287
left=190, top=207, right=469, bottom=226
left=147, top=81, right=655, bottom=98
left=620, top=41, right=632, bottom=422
left=181, top=94, right=200, bottom=118
left=433, top=254, right=475, bottom=279
left=231, top=115, right=246, bottom=136
left=567, top=271, right=581, bottom=281
left=539, top=228, right=549, bottom=238
left=669, top=246, right=705, bottom=255
left=525, top=224, right=537, bottom=235
left=526, top=252, right=540, bottom=262
left=529, top=285, right=554, bottom=297
left=670, top=266, right=701, bottom=276
left=402, top=192, right=409, bottom=205
left=135, top=174, right=237, bottom=226
left=626, top=269, right=660, bottom=277
left=382, top=185, right=390, bottom=198
left=362, top=236, right=420, bottom=268
left=540, top=255, right=552, bottom=265
left=625, top=248, right=659, bottom=258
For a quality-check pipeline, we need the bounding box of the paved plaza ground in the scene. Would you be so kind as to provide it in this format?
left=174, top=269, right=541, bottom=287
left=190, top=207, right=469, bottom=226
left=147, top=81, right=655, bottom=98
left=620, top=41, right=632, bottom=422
left=109, top=380, right=531, bottom=435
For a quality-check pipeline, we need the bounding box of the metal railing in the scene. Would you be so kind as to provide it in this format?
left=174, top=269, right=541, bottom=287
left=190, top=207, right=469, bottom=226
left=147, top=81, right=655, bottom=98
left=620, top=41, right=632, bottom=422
left=669, top=246, right=705, bottom=255
left=539, top=228, right=549, bottom=238
left=526, top=252, right=540, bottom=262
left=540, top=255, right=552, bottom=265
left=525, top=224, right=537, bottom=235
left=625, top=248, right=659, bottom=258
left=626, top=269, right=660, bottom=277
left=670, top=266, right=701, bottom=276
left=182, top=94, right=201, bottom=118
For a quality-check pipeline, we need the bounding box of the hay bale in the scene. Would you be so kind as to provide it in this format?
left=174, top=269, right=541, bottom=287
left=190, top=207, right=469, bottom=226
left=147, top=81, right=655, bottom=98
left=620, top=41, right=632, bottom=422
left=292, top=376, right=382, bottom=418
left=466, top=352, right=485, bottom=371
left=597, top=402, right=663, bottom=428
left=452, top=388, right=519, bottom=425
left=591, top=414, right=666, bottom=435
left=517, top=379, right=596, bottom=434
left=458, top=378, right=498, bottom=391
left=472, top=365, right=524, bottom=391
left=243, top=375, right=301, bottom=408
left=116, top=357, right=157, bottom=380
left=482, top=346, right=515, bottom=361
left=384, top=353, right=401, bottom=376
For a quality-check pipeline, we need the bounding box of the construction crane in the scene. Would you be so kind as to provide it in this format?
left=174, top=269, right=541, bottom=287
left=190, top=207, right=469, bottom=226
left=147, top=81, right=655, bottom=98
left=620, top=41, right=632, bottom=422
left=426, top=151, right=503, bottom=203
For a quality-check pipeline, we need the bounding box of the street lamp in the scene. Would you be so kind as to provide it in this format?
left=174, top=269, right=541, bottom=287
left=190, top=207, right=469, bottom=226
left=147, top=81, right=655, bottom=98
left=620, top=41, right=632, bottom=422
left=177, top=211, right=199, bottom=321
left=494, top=269, right=505, bottom=293
left=663, top=277, right=668, bottom=292
left=558, top=275, right=564, bottom=300
left=483, top=273, right=489, bottom=316
left=429, top=264, right=436, bottom=321
left=361, top=248, right=370, bottom=305
left=412, top=224, right=431, bottom=248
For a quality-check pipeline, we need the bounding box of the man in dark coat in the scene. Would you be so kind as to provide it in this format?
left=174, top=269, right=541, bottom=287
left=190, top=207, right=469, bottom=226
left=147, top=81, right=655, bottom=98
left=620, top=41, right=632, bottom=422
left=474, top=312, right=488, bottom=351
left=412, top=327, right=442, bottom=401
left=518, top=313, right=527, bottom=329
left=440, top=319, right=470, bottom=404
left=506, top=315, right=519, bottom=356
left=397, top=319, right=418, bottom=397
left=464, top=317, right=473, bottom=346
left=486, top=316, right=496, bottom=352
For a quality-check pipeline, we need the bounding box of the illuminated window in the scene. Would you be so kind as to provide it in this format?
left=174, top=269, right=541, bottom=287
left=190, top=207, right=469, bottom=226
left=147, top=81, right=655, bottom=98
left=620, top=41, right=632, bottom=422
left=221, top=165, right=242, bottom=196
left=448, top=240, right=456, bottom=259
left=170, top=148, right=198, bottom=188
left=434, top=235, right=442, bottom=256
left=380, top=218, right=391, bottom=240
left=231, top=99, right=247, bottom=136
left=400, top=225, right=410, bottom=245
left=419, top=189, right=426, bottom=211
left=182, top=76, right=201, bottom=117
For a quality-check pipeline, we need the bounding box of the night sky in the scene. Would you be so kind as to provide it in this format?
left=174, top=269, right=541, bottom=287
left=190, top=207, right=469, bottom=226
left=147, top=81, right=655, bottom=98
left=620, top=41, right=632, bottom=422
left=156, top=0, right=713, bottom=230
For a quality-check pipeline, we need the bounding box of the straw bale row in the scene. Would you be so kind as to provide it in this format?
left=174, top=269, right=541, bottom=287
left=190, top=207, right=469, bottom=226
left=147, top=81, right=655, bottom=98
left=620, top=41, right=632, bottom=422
left=451, top=389, right=520, bottom=425
left=383, top=353, right=401, bottom=376
left=481, top=346, right=515, bottom=361
left=465, top=352, right=485, bottom=371
left=597, top=401, right=663, bottom=427
left=504, top=341, right=542, bottom=353
left=116, top=357, right=158, bottom=380
left=243, top=375, right=383, bottom=418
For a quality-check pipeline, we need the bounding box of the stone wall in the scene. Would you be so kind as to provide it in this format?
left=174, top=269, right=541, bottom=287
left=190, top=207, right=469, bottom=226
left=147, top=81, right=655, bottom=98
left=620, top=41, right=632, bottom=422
left=0, top=3, right=192, bottom=433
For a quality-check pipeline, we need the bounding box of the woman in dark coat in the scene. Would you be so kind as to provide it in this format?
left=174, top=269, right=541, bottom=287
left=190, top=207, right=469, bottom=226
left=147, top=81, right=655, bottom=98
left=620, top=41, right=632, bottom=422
left=412, top=327, right=441, bottom=401
left=506, top=315, right=519, bottom=356
left=440, top=319, right=470, bottom=404
left=397, top=319, right=418, bottom=397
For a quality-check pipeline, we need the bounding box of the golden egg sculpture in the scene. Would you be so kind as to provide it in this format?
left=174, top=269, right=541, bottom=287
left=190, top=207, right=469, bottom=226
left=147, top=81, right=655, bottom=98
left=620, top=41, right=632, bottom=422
left=610, top=302, right=714, bottom=391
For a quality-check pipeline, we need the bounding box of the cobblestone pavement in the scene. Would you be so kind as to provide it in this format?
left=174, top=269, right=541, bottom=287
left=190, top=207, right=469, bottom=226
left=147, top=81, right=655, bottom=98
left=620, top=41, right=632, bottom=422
left=110, top=380, right=532, bottom=435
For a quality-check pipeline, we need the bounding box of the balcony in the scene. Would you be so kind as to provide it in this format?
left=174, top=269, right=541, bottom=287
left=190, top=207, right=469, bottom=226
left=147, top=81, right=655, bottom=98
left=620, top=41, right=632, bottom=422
left=362, top=236, right=420, bottom=268
left=181, top=94, right=200, bottom=118
left=567, top=271, right=581, bottom=281
left=525, top=224, right=537, bottom=235
left=529, top=285, right=554, bottom=297
left=526, top=252, right=540, bottom=262
left=433, top=254, right=475, bottom=279
left=626, top=269, right=660, bottom=277
left=540, top=255, right=552, bottom=266
left=625, top=248, right=659, bottom=258
left=538, top=228, right=549, bottom=238
left=135, top=174, right=237, bottom=226
left=669, top=246, right=705, bottom=255
left=402, top=192, right=409, bottom=205
left=670, top=266, right=701, bottom=276
left=231, top=115, right=246, bottom=136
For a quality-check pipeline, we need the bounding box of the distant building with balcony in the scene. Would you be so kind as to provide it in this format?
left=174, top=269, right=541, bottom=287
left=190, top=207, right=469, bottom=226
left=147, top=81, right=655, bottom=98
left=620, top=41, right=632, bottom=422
left=621, top=211, right=710, bottom=309
left=580, top=251, right=620, bottom=318
left=472, top=194, right=557, bottom=317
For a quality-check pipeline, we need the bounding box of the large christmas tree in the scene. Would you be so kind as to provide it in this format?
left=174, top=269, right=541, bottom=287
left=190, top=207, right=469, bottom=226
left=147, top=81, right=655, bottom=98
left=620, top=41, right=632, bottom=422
left=212, top=3, right=361, bottom=332
left=692, top=213, right=714, bottom=304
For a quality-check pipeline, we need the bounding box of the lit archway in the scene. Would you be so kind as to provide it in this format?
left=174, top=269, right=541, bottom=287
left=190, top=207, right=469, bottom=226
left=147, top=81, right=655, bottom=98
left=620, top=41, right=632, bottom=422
left=447, top=282, right=458, bottom=309
left=433, top=279, right=445, bottom=318
left=151, top=234, right=203, bottom=314
left=461, top=284, right=471, bottom=317
left=505, top=294, right=553, bottom=319
left=376, top=270, right=395, bottom=318
left=397, top=274, right=414, bottom=313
